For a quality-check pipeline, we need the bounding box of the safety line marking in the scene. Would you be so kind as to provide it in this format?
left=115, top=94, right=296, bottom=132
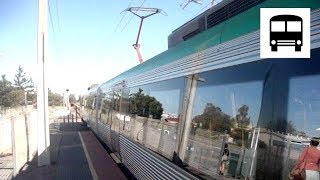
left=78, top=131, right=98, bottom=180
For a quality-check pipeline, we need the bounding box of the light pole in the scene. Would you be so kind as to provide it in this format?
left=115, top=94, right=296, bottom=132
left=24, top=91, right=27, bottom=109
left=37, top=0, right=50, bottom=166
left=66, top=89, right=69, bottom=110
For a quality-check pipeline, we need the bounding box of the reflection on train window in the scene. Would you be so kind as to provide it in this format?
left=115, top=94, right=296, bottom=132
left=100, top=92, right=113, bottom=124
left=83, top=94, right=96, bottom=122
left=127, top=78, right=186, bottom=158
left=185, top=78, right=263, bottom=178
left=288, top=75, right=320, bottom=138
left=150, top=89, right=181, bottom=117
left=262, top=74, right=320, bottom=180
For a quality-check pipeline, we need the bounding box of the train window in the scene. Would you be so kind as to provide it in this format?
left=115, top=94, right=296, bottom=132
left=82, top=94, right=95, bottom=121
left=90, top=96, right=96, bottom=121
left=285, top=75, right=320, bottom=174
left=254, top=49, right=320, bottom=180
left=127, top=77, right=186, bottom=158
left=182, top=62, right=273, bottom=179
left=99, top=92, right=113, bottom=125
left=110, top=88, right=122, bottom=132
left=288, top=75, right=320, bottom=138
left=116, top=86, right=131, bottom=137
left=185, top=79, right=263, bottom=178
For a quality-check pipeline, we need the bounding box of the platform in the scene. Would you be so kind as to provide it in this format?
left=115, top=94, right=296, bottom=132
left=13, top=120, right=128, bottom=180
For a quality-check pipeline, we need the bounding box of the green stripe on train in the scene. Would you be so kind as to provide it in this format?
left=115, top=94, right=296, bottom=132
left=102, top=0, right=320, bottom=89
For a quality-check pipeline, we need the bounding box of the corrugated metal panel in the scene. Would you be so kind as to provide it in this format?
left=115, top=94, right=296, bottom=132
left=124, top=9, right=320, bottom=88
left=119, top=134, right=198, bottom=180
left=86, top=119, right=93, bottom=129
left=110, top=130, right=120, bottom=154
left=97, top=121, right=111, bottom=148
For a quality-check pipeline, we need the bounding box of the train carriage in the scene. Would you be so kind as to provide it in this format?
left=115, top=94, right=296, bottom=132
left=82, top=0, right=320, bottom=179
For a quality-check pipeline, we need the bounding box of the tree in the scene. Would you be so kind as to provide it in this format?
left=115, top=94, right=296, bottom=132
left=129, top=88, right=163, bottom=119
left=13, top=66, right=36, bottom=105
left=85, top=95, right=95, bottom=108
left=236, top=105, right=251, bottom=128
left=48, top=89, right=63, bottom=106
left=0, top=75, right=15, bottom=107
left=8, top=89, right=25, bottom=107
left=233, top=105, right=251, bottom=147
left=69, top=94, right=77, bottom=104
left=193, top=103, right=233, bottom=133
left=13, top=65, right=34, bottom=91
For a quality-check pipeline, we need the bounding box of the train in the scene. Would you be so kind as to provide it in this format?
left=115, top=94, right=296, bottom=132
left=80, top=0, right=320, bottom=179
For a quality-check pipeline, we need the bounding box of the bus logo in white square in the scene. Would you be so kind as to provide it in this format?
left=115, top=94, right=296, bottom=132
left=260, top=8, right=310, bottom=58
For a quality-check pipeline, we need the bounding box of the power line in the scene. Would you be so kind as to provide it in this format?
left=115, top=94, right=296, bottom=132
left=121, top=0, right=147, bottom=32
left=55, top=0, right=60, bottom=32
left=48, top=0, right=56, bottom=39
left=120, top=12, right=135, bottom=32
left=48, top=0, right=59, bottom=56
left=193, top=0, right=212, bottom=17
left=180, top=0, right=203, bottom=10
left=115, top=0, right=135, bottom=32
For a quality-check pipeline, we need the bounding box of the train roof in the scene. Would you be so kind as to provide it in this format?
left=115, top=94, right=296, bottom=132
left=100, top=0, right=320, bottom=90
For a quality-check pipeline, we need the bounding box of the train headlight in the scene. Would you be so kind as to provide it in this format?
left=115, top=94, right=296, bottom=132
left=296, top=40, right=302, bottom=45
left=271, top=40, right=276, bottom=45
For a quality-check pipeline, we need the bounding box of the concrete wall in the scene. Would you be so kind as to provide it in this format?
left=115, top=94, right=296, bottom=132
left=0, top=109, right=38, bottom=174
left=0, top=120, right=12, bottom=155
left=12, top=115, right=28, bottom=172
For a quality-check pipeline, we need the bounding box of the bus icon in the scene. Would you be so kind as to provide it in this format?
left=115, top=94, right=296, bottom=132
left=270, top=15, right=303, bottom=52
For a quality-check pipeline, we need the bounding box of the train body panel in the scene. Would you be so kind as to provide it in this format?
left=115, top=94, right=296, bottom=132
left=81, top=1, right=320, bottom=179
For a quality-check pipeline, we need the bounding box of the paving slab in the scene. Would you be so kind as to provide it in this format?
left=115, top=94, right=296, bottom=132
left=0, top=155, right=13, bottom=180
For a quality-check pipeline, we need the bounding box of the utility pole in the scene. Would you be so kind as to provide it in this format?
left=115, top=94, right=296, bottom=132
left=37, top=0, right=50, bottom=166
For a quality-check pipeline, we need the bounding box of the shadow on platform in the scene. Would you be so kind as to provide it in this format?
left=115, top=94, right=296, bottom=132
left=14, top=122, right=92, bottom=180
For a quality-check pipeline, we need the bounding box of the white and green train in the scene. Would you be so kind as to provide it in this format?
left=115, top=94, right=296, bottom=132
left=81, top=0, right=320, bottom=179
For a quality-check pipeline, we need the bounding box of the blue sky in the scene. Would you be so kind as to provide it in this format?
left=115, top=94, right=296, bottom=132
left=0, top=0, right=221, bottom=94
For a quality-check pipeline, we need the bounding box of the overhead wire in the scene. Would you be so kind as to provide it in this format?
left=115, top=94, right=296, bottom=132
left=115, top=0, right=135, bottom=32
left=48, top=0, right=59, bottom=60
left=48, top=0, right=56, bottom=40
left=55, top=0, right=61, bottom=32
left=193, top=0, right=212, bottom=17
left=180, top=0, right=192, bottom=10
left=121, top=0, right=147, bottom=32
